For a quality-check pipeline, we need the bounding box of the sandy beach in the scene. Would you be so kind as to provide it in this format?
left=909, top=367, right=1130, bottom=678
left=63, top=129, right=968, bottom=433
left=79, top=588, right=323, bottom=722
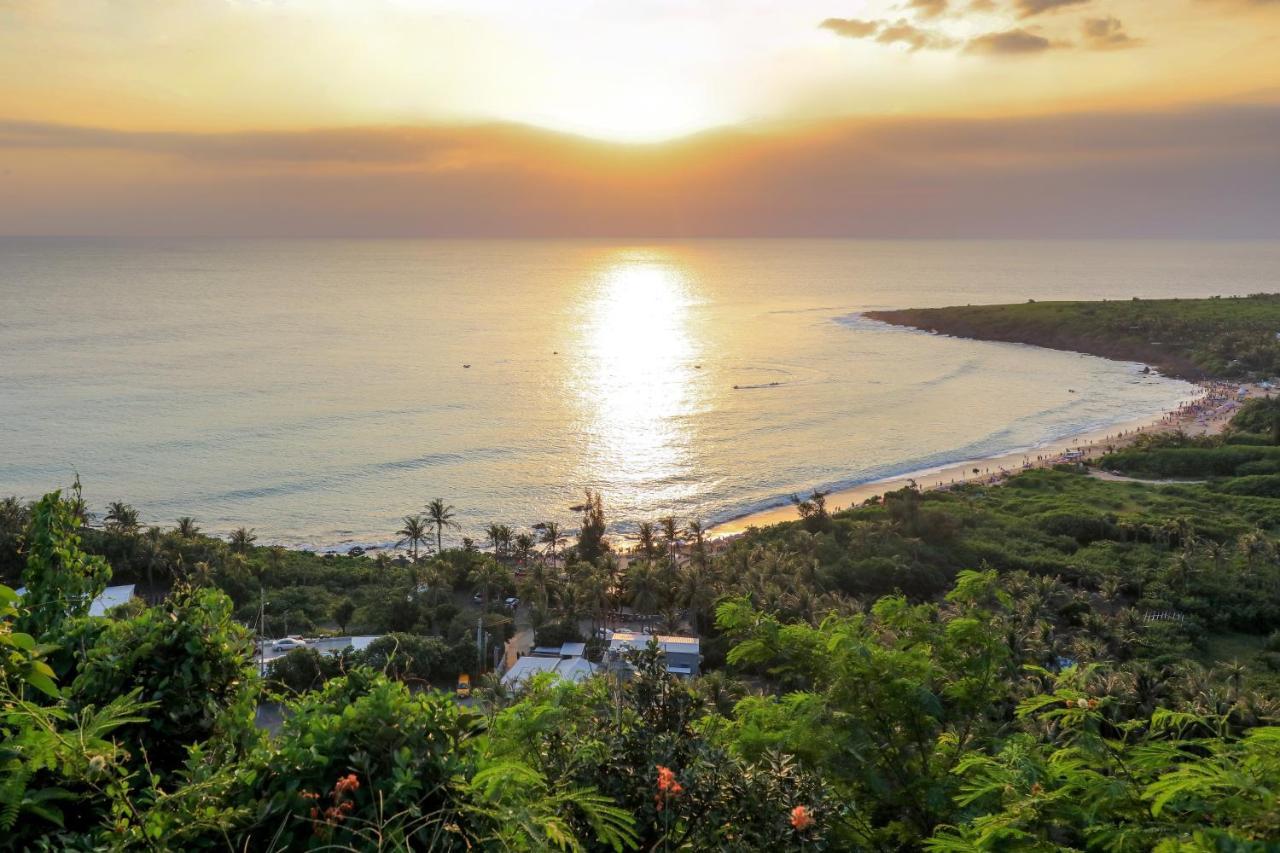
left=707, top=381, right=1258, bottom=540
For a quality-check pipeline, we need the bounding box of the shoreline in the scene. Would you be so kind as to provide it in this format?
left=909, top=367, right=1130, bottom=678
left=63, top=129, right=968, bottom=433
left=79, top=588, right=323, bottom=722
left=706, top=381, right=1250, bottom=540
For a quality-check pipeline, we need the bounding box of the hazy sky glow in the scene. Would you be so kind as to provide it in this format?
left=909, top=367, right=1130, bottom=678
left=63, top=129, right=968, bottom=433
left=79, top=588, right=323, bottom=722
left=2, top=0, right=1278, bottom=236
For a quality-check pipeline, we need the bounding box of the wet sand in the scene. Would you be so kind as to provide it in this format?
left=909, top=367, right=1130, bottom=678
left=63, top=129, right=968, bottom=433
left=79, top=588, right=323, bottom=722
left=708, top=382, right=1255, bottom=540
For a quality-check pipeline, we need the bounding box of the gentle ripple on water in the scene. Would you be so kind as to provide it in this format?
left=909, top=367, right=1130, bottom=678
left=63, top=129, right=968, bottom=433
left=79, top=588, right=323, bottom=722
left=2, top=237, right=1276, bottom=548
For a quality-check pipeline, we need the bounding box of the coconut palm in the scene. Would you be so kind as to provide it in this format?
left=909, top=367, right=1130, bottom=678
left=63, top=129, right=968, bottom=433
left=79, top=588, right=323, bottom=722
left=425, top=499, right=459, bottom=554
left=229, top=527, right=256, bottom=554
left=513, top=532, right=536, bottom=567
left=174, top=516, right=200, bottom=539
left=626, top=562, right=660, bottom=619
left=636, top=522, right=657, bottom=558
left=540, top=521, right=566, bottom=566
left=659, top=515, right=680, bottom=557
left=485, top=523, right=513, bottom=560
left=104, top=501, right=140, bottom=534
left=397, top=514, right=430, bottom=563
left=471, top=556, right=511, bottom=611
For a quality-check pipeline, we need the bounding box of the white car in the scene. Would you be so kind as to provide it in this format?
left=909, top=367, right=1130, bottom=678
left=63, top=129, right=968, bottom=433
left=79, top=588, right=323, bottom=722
left=504, top=596, right=520, bottom=609
left=272, top=636, right=307, bottom=651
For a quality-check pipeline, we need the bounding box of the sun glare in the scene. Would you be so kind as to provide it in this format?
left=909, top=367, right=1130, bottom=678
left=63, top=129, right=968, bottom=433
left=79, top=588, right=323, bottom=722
left=574, top=251, right=704, bottom=501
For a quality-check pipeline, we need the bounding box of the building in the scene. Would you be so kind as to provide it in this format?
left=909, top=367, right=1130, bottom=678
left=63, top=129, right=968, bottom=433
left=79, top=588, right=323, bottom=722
left=15, top=583, right=136, bottom=617
left=501, top=641, right=596, bottom=690
left=606, top=631, right=701, bottom=677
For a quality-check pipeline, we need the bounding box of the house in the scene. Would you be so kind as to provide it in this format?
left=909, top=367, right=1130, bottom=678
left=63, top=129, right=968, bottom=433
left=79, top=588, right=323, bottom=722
left=501, top=642, right=596, bottom=690
left=501, top=655, right=597, bottom=690
left=15, top=583, right=136, bottom=617
left=606, top=631, right=701, bottom=677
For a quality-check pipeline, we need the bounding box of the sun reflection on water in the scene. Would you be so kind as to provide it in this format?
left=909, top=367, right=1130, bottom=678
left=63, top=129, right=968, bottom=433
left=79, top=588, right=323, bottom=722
left=574, top=250, right=703, bottom=507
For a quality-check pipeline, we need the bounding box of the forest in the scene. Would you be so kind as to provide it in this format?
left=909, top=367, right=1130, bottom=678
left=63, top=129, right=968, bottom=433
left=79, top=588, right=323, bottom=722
left=867, top=294, right=1280, bottom=381
left=3, top=400, right=1280, bottom=850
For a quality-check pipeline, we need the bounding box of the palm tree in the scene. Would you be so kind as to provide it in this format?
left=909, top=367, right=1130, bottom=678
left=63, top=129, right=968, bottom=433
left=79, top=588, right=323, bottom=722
left=626, top=562, right=660, bottom=619
left=659, top=515, right=680, bottom=558
left=397, top=514, right=430, bottom=563
left=636, top=522, right=657, bottom=558
left=687, top=520, right=707, bottom=567
left=513, top=532, right=535, bottom=567
left=425, top=499, right=459, bottom=554
left=229, top=527, right=256, bottom=553
left=174, top=516, right=200, bottom=538
left=485, top=523, right=513, bottom=560
left=104, top=501, right=140, bottom=534
left=540, top=521, right=566, bottom=567
left=471, top=557, right=510, bottom=611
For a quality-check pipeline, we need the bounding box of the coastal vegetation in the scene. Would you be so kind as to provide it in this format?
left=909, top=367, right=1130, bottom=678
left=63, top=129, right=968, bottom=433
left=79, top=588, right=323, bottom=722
left=867, top=294, right=1280, bottom=380
left=3, top=403, right=1280, bottom=849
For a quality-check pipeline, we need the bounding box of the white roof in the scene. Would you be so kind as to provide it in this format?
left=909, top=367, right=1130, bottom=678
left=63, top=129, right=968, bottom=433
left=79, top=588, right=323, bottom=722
left=89, top=584, right=136, bottom=616
left=609, top=632, right=700, bottom=654
left=17, top=583, right=135, bottom=617
left=501, top=655, right=596, bottom=689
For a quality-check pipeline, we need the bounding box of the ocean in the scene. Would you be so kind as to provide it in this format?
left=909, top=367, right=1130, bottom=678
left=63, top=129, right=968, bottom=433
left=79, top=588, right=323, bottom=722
left=2, top=238, right=1276, bottom=550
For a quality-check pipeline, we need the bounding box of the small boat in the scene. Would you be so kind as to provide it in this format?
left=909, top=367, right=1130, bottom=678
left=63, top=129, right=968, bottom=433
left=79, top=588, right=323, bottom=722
left=463, top=364, right=471, bottom=368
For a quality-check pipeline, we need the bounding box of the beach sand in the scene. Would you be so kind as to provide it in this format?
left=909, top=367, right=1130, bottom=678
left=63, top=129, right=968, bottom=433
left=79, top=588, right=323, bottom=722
left=707, top=382, right=1256, bottom=540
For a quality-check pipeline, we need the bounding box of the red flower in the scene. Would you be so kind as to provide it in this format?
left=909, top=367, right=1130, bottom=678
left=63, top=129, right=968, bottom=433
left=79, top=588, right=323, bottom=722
left=333, top=773, right=360, bottom=797
left=790, top=805, right=814, bottom=831
left=655, top=765, right=684, bottom=810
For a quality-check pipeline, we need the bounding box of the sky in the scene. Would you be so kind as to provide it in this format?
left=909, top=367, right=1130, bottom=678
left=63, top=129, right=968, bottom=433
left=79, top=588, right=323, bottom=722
left=1, top=0, right=1278, bottom=237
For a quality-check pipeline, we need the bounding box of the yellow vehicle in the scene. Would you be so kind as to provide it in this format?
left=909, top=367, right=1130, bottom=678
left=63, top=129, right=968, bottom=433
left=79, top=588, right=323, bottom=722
left=455, top=673, right=471, bottom=699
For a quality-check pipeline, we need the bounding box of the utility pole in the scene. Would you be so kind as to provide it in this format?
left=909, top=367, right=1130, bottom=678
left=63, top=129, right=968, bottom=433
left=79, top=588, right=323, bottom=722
left=476, top=615, right=484, bottom=676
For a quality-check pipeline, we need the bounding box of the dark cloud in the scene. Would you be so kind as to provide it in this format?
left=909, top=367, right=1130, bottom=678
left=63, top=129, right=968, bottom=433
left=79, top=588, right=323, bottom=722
left=965, top=28, right=1058, bottom=54
left=819, top=18, right=880, bottom=38
left=1082, top=16, right=1139, bottom=49
left=1, top=102, right=1277, bottom=237
left=1016, top=0, right=1090, bottom=17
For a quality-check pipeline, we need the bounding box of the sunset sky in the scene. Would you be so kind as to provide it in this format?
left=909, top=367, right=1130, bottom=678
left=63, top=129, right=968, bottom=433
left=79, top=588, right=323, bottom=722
left=2, top=0, right=1278, bottom=236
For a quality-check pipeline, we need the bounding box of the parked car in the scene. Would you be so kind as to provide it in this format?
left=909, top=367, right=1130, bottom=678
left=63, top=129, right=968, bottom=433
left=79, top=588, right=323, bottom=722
left=455, top=673, right=471, bottom=699
left=272, top=636, right=307, bottom=651
left=504, top=596, right=520, bottom=609
left=472, top=592, right=484, bottom=604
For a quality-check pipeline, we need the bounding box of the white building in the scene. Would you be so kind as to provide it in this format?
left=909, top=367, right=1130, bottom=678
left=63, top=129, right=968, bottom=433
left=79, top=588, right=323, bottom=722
left=501, top=641, right=596, bottom=690
left=15, top=583, right=136, bottom=617
left=606, top=632, right=701, bottom=677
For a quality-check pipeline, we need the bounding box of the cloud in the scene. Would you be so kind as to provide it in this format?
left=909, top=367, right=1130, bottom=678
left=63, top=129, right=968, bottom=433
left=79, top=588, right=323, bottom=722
left=878, top=19, right=960, bottom=49
left=821, top=17, right=956, bottom=51
left=965, top=28, right=1058, bottom=54
left=819, top=18, right=880, bottom=38
left=906, top=0, right=950, bottom=17
left=1, top=101, right=1277, bottom=237
left=1082, top=16, right=1139, bottom=49
left=1016, top=0, right=1090, bottom=17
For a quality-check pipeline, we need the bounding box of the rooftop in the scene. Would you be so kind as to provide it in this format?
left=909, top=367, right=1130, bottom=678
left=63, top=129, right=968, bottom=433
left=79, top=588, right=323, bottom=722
left=501, top=655, right=596, bottom=689
left=608, top=632, right=700, bottom=653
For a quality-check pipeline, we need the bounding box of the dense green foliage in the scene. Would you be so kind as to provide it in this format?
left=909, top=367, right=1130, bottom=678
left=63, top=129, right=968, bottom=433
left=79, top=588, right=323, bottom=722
left=868, top=294, right=1280, bottom=380
left=4, top=403, right=1280, bottom=849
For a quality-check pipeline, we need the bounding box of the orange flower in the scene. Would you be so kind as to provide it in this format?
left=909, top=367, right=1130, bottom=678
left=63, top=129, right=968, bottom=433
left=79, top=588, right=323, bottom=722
left=334, top=773, right=360, bottom=797
left=790, top=805, right=814, bottom=831
left=656, top=766, right=678, bottom=793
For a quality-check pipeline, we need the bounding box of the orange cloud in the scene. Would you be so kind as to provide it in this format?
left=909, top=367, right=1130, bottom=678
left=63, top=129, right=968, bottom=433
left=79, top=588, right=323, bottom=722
left=1, top=100, right=1276, bottom=238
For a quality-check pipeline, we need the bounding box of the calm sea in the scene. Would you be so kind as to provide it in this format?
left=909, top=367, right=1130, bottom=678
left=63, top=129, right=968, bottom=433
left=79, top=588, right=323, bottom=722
left=2, top=239, right=1276, bottom=549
